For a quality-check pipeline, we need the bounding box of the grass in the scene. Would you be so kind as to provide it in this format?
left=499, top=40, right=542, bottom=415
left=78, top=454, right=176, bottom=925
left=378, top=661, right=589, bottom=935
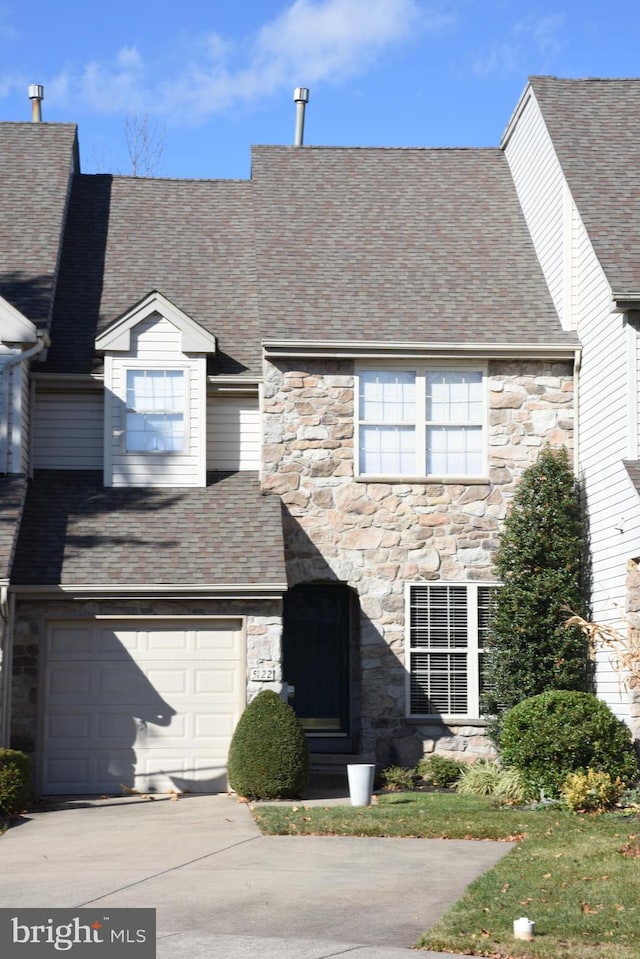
left=252, top=792, right=640, bottom=959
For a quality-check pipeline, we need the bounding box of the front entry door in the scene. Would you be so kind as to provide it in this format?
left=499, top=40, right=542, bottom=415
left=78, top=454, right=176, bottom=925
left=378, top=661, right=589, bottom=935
left=282, top=583, right=357, bottom=752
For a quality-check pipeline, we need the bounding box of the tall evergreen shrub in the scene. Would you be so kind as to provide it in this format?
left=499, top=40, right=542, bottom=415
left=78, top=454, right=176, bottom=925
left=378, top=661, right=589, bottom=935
left=482, top=445, right=590, bottom=735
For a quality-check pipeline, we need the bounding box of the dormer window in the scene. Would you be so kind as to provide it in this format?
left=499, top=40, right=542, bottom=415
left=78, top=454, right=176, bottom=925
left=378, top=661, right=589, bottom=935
left=96, top=292, right=217, bottom=487
left=125, top=369, right=185, bottom=452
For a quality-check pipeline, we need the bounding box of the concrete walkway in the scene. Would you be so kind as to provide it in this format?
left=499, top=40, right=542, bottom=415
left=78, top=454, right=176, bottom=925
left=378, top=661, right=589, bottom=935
left=0, top=793, right=513, bottom=958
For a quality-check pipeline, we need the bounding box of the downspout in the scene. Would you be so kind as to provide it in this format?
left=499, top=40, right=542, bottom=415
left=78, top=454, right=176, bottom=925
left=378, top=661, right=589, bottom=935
left=0, top=332, right=48, bottom=745
left=573, top=346, right=581, bottom=478
left=0, top=586, right=12, bottom=747
left=1, top=333, right=50, bottom=473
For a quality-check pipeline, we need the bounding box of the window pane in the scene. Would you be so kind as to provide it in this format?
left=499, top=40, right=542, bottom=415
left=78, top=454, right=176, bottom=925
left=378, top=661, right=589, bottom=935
left=126, top=413, right=184, bottom=452
left=125, top=370, right=185, bottom=453
left=410, top=585, right=468, bottom=648
left=360, top=426, right=415, bottom=474
left=426, top=371, right=482, bottom=423
left=410, top=652, right=468, bottom=714
left=360, top=371, right=416, bottom=422
left=126, top=370, right=185, bottom=412
left=427, top=426, right=482, bottom=475
left=409, top=584, right=472, bottom=715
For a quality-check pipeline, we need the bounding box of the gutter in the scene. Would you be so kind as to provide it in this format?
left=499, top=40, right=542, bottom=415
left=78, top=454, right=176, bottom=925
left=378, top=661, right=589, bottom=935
left=262, top=339, right=579, bottom=360
left=10, top=583, right=288, bottom=601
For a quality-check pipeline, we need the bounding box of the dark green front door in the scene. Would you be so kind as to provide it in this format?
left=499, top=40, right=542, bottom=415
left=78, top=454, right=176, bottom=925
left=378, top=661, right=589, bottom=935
left=282, top=583, right=357, bottom=752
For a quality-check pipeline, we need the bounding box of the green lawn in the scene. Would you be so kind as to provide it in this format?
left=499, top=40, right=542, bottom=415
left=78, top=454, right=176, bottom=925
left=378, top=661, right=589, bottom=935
left=252, top=792, right=640, bottom=959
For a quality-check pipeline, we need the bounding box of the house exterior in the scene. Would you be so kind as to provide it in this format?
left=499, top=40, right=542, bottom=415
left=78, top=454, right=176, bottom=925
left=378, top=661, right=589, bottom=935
left=0, top=75, right=633, bottom=797
left=502, top=77, right=640, bottom=742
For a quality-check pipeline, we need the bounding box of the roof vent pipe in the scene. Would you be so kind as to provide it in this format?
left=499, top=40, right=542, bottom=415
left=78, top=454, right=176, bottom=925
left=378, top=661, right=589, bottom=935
left=293, top=87, right=309, bottom=146
left=28, top=84, right=44, bottom=122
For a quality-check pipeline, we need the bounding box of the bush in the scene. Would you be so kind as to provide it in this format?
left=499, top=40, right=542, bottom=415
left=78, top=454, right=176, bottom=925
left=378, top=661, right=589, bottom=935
left=0, top=748, right=31, bottom=818
left=381, top=765, right=417, bottom=791
left=481, top=446, right=590, bottom=740
left=561, top=769, right=624, bottom=813
left=416, top=755, right=464, bottom=788
left=500, top=691, right=638, bottom=797
left=227, top=690, right=309, bottom=800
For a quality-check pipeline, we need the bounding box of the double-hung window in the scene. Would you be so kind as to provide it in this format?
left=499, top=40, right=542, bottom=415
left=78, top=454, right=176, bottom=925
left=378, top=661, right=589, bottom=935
left=357, top=366, right=485, bottom=478
left=125, top=369, right=186, bottom=453
left=406, top=583, right=495, bottom=719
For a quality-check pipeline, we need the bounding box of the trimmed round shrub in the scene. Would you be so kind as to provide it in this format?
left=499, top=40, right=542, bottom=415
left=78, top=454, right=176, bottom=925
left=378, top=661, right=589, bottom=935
left=500, top=691, right=638, bottom=798
left=0, top=748, right=31, bottom=818
left=227, top=690, right=310, bottom=800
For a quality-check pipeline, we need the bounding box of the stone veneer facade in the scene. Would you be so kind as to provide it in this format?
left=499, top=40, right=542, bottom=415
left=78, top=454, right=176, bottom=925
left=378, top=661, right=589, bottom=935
left=261, top=357, right=575, bottom=765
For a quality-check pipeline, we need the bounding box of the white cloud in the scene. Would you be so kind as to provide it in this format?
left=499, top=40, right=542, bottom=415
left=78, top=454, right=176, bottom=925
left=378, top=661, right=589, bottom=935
left=41, top=0, right=434, bottom=123
left=472, top=13, right=565, bottom=77
left=79, top=45, right=146, bottom=113
left=530, top=14, right=565, bottom=55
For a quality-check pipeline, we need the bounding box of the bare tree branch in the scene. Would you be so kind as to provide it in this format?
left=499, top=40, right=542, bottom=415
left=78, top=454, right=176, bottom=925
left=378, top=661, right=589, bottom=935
left=124, top=113, right=166, bottom=177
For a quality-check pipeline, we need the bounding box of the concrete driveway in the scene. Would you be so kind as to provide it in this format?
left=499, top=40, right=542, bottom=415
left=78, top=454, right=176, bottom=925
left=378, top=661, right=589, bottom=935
left=0, top=794, right=513, bottom=959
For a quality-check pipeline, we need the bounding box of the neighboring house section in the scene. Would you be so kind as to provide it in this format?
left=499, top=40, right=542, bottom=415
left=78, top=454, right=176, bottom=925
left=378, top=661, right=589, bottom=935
left=503, top=77, right=640, bottom=737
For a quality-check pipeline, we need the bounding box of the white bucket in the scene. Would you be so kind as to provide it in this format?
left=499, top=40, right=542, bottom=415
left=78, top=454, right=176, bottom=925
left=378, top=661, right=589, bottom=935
left=347, top=764, right=375, bottom=807
left=513, top=917, right=536, bottom=941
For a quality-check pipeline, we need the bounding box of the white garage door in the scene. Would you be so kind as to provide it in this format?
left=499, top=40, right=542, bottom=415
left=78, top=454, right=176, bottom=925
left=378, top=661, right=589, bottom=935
left=42, top=619, right=245, bottom=795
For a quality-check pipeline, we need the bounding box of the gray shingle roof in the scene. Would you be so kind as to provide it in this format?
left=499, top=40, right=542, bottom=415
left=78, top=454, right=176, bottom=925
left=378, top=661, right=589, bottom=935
left=530, top=76, right=640, bottom=295
left=13, top=471, right=286, bottom=588
left=252, top=145, right=574, bottom=347
left=46, top=175, right=260, bottom=376
left=623, top=460, right=640, bottom=495
left=0, top=123, right=77, bottom=329
left=0, top=475, right=27, bottom=581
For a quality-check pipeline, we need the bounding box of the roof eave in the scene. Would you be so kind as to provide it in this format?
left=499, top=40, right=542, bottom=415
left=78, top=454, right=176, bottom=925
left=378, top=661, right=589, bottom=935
left=262, top=339, right=580, bottom=361
left=613, top=294, right=640, bottom=312
left=10, top=583, right=287, bottom=600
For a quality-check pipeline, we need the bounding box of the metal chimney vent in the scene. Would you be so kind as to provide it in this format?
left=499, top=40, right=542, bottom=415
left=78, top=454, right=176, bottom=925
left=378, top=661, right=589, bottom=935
left=293, top=87, right=310, bottom=146
left=28, top=84, right=44, bottom=122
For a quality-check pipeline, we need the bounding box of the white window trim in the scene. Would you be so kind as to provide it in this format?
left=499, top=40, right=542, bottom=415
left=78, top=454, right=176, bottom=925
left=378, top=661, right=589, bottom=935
left=404, top=581, right=497, bottom=722
left=120, top=361, right=191, bottom=456
left=354, top=361, right=488, bottom=482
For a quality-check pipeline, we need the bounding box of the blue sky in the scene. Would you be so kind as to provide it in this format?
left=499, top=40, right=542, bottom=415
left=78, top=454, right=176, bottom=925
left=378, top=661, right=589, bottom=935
left=1, top=0, right=639, bottom=180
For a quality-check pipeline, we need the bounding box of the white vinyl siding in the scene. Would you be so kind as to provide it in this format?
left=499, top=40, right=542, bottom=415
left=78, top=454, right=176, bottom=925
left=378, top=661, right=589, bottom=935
left=33, top=391, right=103, bottom=469
left=357, top=366, right=486, bottom=479
left=503, top=91, right=571, bottom=329
left=406, top=583, right=493, bottom=720
left=505, top=88, right=639, bottom=724
left=104, top=316, right=207, bottom=488
left=206, top=394, right=260, bottom=471
left=569, top=186, right=638, bottom=724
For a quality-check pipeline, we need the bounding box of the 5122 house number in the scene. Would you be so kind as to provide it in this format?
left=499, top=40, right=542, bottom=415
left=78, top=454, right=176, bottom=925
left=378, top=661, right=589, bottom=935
left=250, top=667, right=276, bottom=682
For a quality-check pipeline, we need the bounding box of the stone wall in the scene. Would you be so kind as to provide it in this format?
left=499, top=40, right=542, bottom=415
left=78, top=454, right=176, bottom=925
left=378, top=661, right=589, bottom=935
left=262, top=357, right=575, bottom=763
left=10, top=597, right=282, bottom=755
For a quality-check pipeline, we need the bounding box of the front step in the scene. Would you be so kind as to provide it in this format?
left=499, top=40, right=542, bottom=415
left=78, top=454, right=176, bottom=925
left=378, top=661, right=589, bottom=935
left=309, top=753, right=377, bottom=789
